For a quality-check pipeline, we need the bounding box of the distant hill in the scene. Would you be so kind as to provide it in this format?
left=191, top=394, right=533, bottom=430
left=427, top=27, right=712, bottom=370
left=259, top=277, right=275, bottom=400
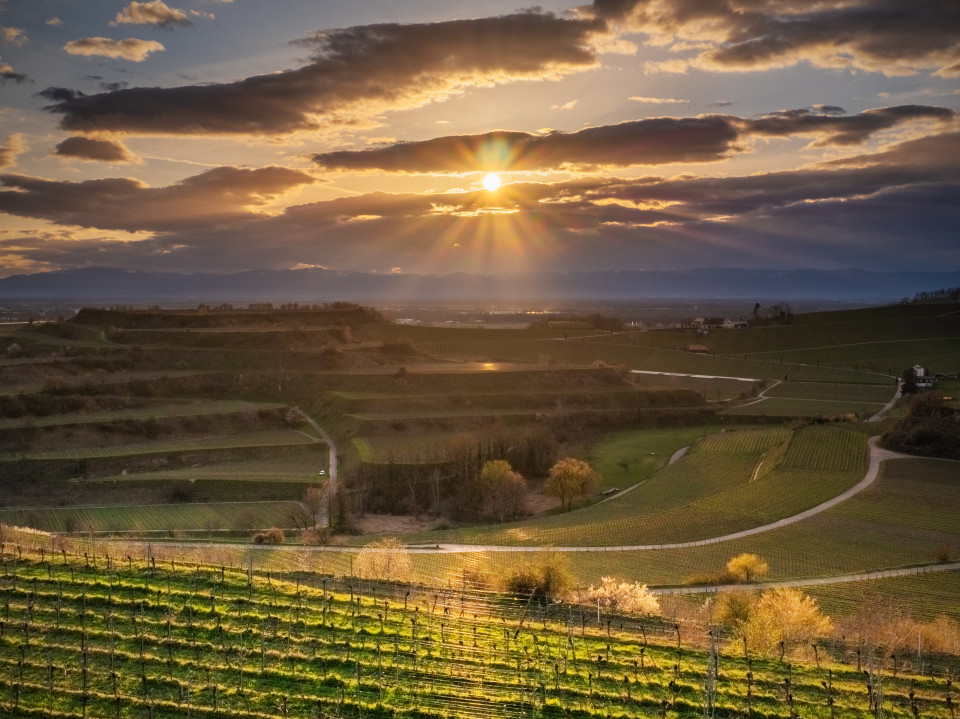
left=2, top=266, right=960, bottom=302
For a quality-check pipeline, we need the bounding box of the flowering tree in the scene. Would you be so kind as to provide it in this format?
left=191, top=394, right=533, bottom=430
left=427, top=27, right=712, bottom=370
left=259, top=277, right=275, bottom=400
left=354, top=537, right=413, bottom=582
left=585, top=577, right=660, bottom=615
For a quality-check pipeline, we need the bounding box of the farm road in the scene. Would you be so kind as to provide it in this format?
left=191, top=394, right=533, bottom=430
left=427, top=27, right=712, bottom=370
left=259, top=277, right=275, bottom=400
left=289, top=407, right=337, bottom=527
left=418, top=437, right=906, bottom=554
left=654, top=561, right=960, bottom=596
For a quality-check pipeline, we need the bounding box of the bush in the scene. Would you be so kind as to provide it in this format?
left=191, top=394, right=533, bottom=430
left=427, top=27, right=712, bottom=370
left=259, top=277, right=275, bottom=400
left=251, top=527, right=285, bottom=544
left=504, top=554, right=572, bottom=602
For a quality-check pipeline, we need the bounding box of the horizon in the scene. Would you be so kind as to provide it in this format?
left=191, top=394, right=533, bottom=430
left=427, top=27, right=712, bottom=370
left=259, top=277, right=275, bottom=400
left=0, top=1, right=957, bottom=279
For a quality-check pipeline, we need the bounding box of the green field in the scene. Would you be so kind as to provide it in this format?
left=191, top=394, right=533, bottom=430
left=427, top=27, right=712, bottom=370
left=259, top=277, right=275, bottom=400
left=401, top=424, right=867, bottom=548
left=0, top=501, right=302, bottom=534
left=0, top=429, right=319, bottom=462
left=0, top=400, right=285, bottom=430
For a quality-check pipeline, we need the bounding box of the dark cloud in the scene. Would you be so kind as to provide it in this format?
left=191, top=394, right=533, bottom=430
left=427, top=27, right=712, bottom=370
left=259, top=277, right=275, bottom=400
left=624, top=0, right=960, bottom=77
left=312, top=106, right=956, bottom=173
left=314, top=117, right=742, bottom=172
left=0, top=166, right=315, bottom=231
left=6, top=131, right=958, bottom=275
left=43, top=10, right=606, bottom=136
left=0, top=56, right=27, bottom=83
left=53, top=136, right=140, bottom=163
left=745, top=105, right=957, bottom=146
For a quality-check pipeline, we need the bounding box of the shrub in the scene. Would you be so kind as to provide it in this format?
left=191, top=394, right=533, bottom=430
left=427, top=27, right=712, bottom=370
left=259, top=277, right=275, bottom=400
left=504, top=554, right=572, bottom=602
left=252, top=527, right=285, bottom=544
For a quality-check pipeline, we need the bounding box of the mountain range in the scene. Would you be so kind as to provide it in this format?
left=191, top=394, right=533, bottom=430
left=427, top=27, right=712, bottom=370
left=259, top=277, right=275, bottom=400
left=1, top=266, right=958, bottom=302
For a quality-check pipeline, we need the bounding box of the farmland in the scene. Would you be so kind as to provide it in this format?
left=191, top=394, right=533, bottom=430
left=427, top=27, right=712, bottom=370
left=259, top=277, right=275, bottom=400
left=0, top=299, right=958, bottom=718
left=0, top=550, right=958, bottom=719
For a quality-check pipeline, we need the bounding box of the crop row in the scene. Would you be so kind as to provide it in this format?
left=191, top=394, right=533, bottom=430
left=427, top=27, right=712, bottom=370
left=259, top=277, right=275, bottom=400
left=0, top=430, right=318, bottom=462
left=0, top=501, right=303, bottom=535
left=0, top=557, right=956, bottom=718
left=0, top=401, right=285, bottom=431
left=780, top=426, right=869, bottom=473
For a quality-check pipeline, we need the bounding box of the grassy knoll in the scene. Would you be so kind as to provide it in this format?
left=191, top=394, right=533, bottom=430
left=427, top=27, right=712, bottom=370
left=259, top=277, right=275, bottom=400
left=0, top=501, right=302, bottom=534
left=0, top=552, right=957, bottom=719
left=403, top=456, right=960, bottom=589
left=584, top=425, right=725, bottom=491
left=401, top=424, right=865, bottom=548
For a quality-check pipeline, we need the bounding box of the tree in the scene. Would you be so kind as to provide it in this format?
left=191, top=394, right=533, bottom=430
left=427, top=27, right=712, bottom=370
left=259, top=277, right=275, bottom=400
left=354, top=537, right=413, bottom=582
left=742, top=587, right=832, bottom=656
left=725, top=553, right=769, bottom=583
left=543, top=457, right=600, bottom=511
left=479, top=460, right=528, bottom=523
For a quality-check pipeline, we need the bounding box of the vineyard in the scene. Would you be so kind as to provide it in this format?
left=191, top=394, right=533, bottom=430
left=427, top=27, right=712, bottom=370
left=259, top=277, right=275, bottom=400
left=0, top=551, right=957, bottom=719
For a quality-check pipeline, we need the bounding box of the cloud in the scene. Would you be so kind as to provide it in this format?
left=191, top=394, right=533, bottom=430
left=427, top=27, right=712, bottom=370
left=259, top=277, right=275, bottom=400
left=745, top=105, right=957, bottom=146
left=1, top=26, right=26, bottom=46
left=312, top=105, right=956, bottom=172
left=552, top=99, right=579, bottom=110
left=111, top=1, right=191, bottom=29
left=0, top=166, right=315, bottom=231
left=53, top=136, right=141, bottom=163
left=46, top=17, right=63, bottom=27
left=0, top=56, right=27, bottom=83
left=64, top=37, right=165, bottom=62
left=629, top=95, right=688, bottom=103
left=621, top=0, right=960, bottom=78
left=7, top=131, right=957, bottom=275
left=43, top=10, right=609, bottom=136
left=0, top=134, right=23, bottom=170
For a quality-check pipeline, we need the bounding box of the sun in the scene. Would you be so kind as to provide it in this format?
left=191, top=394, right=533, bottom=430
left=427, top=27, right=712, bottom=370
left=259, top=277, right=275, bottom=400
left=482, top=172, right=501, bottom=191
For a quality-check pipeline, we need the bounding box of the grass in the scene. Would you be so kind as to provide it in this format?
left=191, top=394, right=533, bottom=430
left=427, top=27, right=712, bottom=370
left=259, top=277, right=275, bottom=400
left=0, top=501, right=302, bottom=534
left=93, top=450, right=329, bottom=483
left=721, top=397, right=885, bottom=418
left=585, top=424, right=725, bottom=491
left=0, top=430, right=319, bottom=462
left=0, top=552, right=956, bottom=719
left=763, top=381, right=896, bottom=403
left=0, top=400, right=285, bottom=430
left=402, top=424, right=866, bottom=548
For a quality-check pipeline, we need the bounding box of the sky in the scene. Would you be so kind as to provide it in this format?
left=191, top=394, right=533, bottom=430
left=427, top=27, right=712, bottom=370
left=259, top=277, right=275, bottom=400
left=0, top=0, right=958, bottom=278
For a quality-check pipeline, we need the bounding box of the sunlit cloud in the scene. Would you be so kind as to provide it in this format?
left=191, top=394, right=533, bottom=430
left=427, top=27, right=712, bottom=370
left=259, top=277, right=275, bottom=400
left=0, top=133, right=23, bottom=170
left=629, top=96, right=688, bottom=104
left=111, top=1, right=191, bottom=29
left=1, top=26, right=26, bottom=46
left=43, top=10, right=611, bottom=137
left=46, top=18, right=63, bottom=27
left=312, top=106, right=957, bottom=173
left=618, top=0, right=960, bottom=78
left=63, top=37, right=165, bottom=62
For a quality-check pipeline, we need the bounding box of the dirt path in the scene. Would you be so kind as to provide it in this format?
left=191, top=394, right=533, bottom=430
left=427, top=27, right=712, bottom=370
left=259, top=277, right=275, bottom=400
left=290, top=407, right=337, bottom=528
left=868, top=380, right=903, bottom=422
